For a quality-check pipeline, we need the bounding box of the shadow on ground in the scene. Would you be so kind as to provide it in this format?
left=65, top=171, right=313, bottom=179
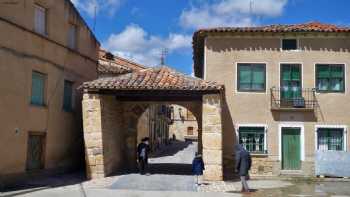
left=150, top=140, right=193, bottom=158
left=148, top=163, right=193, bottom=175
left=1, top=172, right=86, bottom=195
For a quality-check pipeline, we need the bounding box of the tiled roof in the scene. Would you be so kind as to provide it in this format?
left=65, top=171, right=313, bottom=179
left=82, top=66, right=223, bottom=92
left=193, top=22, right=350, bottom=78
left=195, top=22, right=350, bottom=34
left=98, top=50, right=147, bottom=75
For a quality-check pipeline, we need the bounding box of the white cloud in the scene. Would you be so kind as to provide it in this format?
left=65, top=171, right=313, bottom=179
left=103, top=24, right=192, bottom=66
left=71, top=0, right=122, bottom=17
left=180, top=0, right=288, bottom=29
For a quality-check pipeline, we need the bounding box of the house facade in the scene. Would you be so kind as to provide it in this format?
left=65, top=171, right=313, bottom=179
left=193, top=22, right=350, bottom=177
left=169, top=105, right=199, bottom=141
left=0, top=0, right=99, bottom=185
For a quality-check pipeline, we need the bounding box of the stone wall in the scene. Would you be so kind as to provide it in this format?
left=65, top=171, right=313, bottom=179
left=82, top=97, right=224, bottom=181
left=202, top=94, right=223, bottom=181
left=82, top=93, right=105, bottom=179
left=250, top=157, right=274, bottom=176
left=101, top=96, right=125, bottom=176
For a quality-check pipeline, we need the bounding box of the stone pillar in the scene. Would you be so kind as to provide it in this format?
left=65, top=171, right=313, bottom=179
left=202, top=94, right=223, bottom=181
left=82, top=93, right=105, bottom=179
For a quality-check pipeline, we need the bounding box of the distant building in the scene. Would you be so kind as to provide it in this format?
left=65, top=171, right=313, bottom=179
left=169, top=105, right=198, bottom=141
left=0, top=0, right=99, bottom=186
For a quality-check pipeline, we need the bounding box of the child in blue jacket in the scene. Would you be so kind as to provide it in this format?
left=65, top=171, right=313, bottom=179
left=192, top=152, right=205, bottom=185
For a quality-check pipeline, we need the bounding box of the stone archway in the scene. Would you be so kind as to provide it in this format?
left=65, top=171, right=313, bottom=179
left=82, top=93, right=223, bottom=181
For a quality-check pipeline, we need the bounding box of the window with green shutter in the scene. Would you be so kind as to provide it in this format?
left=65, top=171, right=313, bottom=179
left=63, top=80, right=73, bottom=111
left=237, top=63, right=266, bottom=92
left=31, top=71, right=46, bottom=106
left=239, top=127, right=266, bottom=154
left=316, top=64, right=345, bottom=92
left=317, top=128, right=344, bottom=151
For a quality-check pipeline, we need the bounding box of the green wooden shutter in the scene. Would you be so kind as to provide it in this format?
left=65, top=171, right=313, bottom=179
left=63, top=81, right=73, bottom=111
left=238, top=65, right=252, bottom=90
left=252, top=65, right=265, bottom=90
left=31, top=72, right=45, bottom=106
left=330, top=66, right=344, bottom=91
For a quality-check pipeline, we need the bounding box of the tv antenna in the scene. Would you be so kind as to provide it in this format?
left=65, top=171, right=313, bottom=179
left=93, top=5, right=97, bottom=31
left=249, top=0, right=253, bottom=16
left=160, top=48, right=168, bottom=65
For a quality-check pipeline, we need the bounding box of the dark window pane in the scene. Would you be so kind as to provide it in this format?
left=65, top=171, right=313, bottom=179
left=282, top=39, right=297, bottom=50
left=317, top=128, right=344, bottom=151
left=63, top=81, right=73, bottom=111
left=31, top=72, right=45, bottom=106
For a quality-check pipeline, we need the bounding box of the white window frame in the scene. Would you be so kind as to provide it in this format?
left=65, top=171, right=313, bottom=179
left=235, top=124, right=268, bottom=154
left=34, top=4, right=47, bottom=36
left=278, top=123, right=305, bottom=161
left=314, top=125, right=347, bottom=151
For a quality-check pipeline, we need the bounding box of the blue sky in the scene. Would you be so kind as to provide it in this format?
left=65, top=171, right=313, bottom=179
left=72, top=0, right=350, bottom=75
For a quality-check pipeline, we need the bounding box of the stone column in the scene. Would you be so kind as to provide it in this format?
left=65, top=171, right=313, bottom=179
left=202, top=94, right=223, bottom=181
left=82, top=93, right=105, bottom=179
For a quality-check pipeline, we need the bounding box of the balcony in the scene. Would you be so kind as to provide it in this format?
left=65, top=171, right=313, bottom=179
left=270, top=87, right=317, bottom=111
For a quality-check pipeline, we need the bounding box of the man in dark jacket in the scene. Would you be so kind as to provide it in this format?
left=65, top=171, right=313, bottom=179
left=137, top=137, right=150, bottom=175
left=235, top=144, right=252, bottom=192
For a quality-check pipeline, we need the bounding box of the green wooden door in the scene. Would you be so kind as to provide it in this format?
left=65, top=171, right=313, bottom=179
left=26, top=134, right=45, bottom=171
left=280, top=64, right=302, bottom=106
left=282, top=128, right=301, bottom=170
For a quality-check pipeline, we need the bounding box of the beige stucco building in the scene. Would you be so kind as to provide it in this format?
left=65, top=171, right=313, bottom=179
left=0, top=0, right=99, bottom=186
left=193, top=22, right=350, bottom=177
left=169, top=105, right=199, bottom=141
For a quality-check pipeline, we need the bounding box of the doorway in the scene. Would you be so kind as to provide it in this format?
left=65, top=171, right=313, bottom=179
left=280, top=64, right=302, bottom=107
left=281, top=127, right=301, bottom=170
left=26, top=132, right=46, bottom=171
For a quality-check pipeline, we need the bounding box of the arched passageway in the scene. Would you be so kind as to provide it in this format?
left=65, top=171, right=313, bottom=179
left=81, top=66, right=224, bottom=181
left=134, top=104, right=201, bottom=175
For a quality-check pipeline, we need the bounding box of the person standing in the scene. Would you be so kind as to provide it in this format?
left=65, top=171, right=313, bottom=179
left=235, top=144, right=252, bottom=193
left=192, top=152, right=205, bottom=185
left=137, top=137, right=150, bottom=175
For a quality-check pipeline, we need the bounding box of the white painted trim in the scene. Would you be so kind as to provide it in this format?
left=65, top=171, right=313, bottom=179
left=314, top=125, right=348, bottom=151
left=234, top=62, right=268, bottom=94
left=279, top=37, right=301, bottom=52
left=203, top=37, right=207, bottom=80
left=278, top=123, right=305, bottom=162
left=313, top=63, right=347, bottom=95
left=236, top=124, right=268, bottom=152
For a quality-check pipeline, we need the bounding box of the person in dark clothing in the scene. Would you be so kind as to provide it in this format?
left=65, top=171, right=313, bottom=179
left=137, top=137, right=150, bottom=175
left=192, top=152, right=205, bottom=185
left=234, top=144, right=252, bottom=192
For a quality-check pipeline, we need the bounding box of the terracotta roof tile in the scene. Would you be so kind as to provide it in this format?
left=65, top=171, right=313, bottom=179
left=82, top=66, right=223, bottom=92
left=98, top=50, right=147, bottom=75
left=195, top=22, right=350, bottom=34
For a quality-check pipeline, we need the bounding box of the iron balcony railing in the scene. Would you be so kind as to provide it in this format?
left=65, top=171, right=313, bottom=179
left=270, top=87, right=317, bottom=110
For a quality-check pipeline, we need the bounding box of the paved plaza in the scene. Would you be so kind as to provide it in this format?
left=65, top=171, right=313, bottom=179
left=1, top=141, right=350, bottom=197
